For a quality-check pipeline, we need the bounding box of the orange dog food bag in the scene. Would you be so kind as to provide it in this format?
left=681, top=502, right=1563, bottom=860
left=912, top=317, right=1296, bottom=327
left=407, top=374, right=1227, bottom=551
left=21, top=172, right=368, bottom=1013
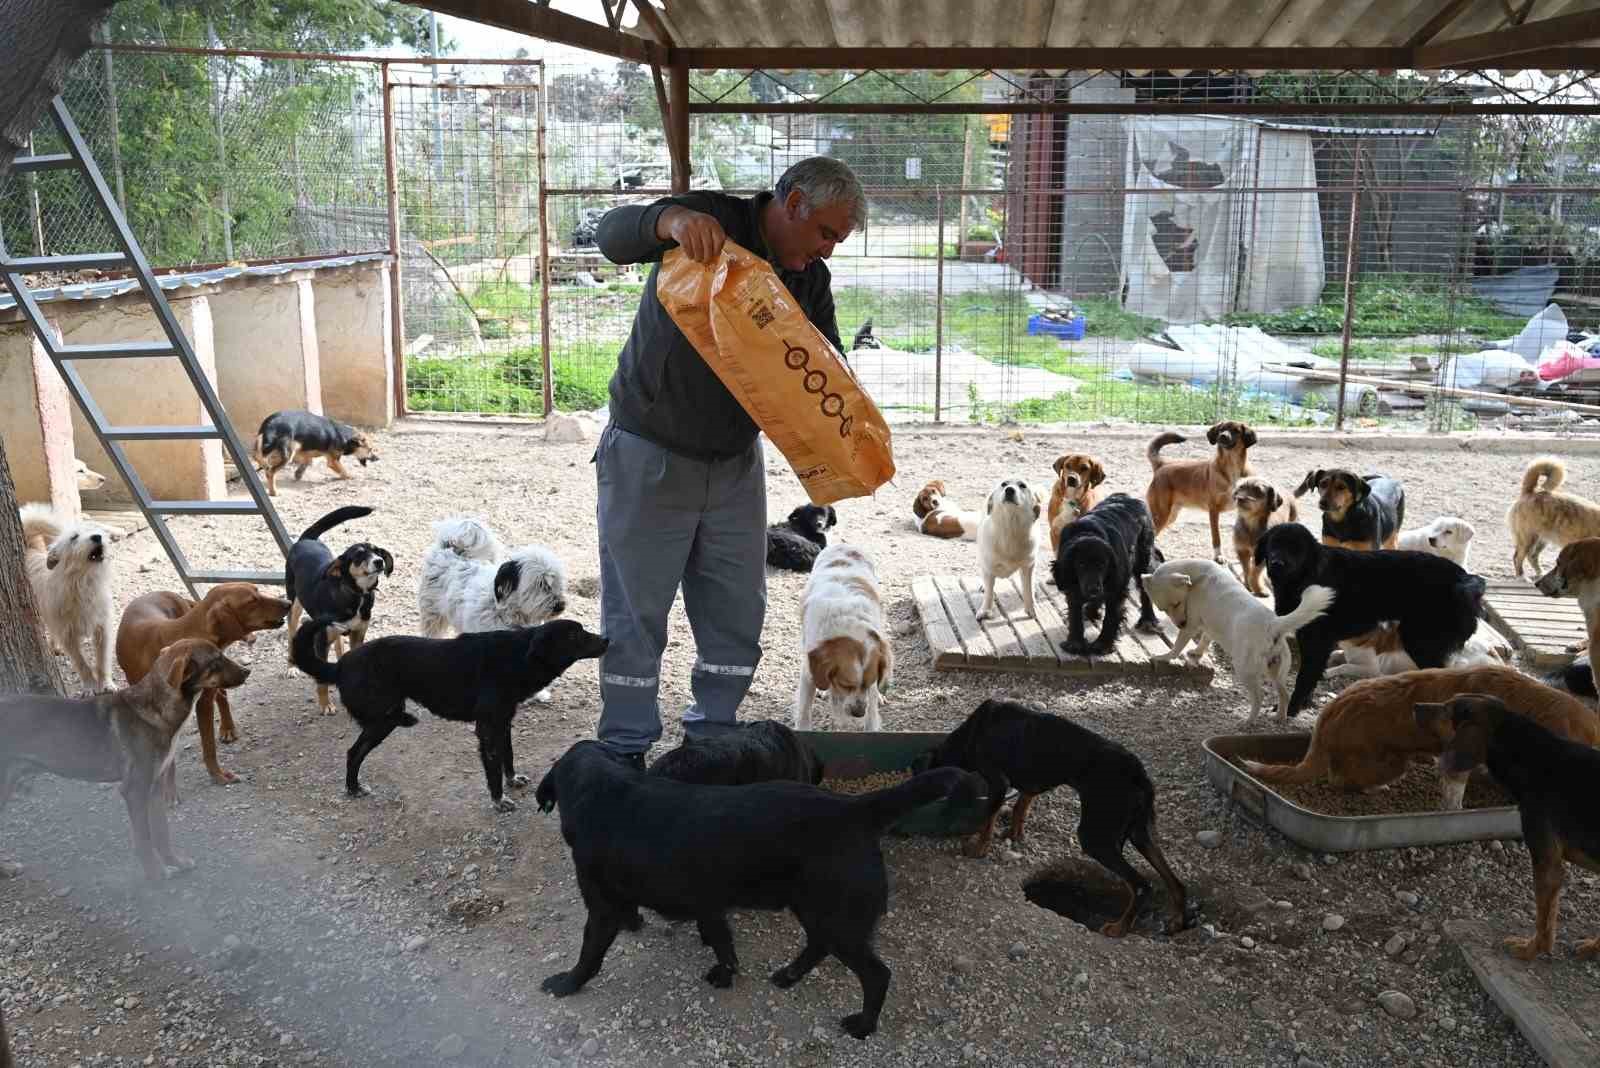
left=656, top=240, right=896, bottom=506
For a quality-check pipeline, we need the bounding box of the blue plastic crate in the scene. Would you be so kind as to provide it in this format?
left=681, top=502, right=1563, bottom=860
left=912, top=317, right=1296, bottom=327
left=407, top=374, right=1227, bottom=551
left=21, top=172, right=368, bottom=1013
left=1027, top=313, right=1085, bottom=340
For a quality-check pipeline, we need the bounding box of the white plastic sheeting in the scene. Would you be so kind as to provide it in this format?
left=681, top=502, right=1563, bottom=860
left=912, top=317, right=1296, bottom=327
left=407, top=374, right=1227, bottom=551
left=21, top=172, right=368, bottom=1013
left=1120, top=117, right=1324, bottom=325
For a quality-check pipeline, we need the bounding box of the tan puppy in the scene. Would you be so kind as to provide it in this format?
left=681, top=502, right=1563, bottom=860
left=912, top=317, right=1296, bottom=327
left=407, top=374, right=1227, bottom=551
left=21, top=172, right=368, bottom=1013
left=1047, top=453, right=1105, bottom=554
left=1240, top=666, right=1600, bottom=809
left=1230, top=476, right=1297, bottom=596
left=0, top=639, right=250, bottom=880
left=911, top=480, right=979, bottom=540
left=1535, top=538, right=1600, bottom=663
left=1508, top=458, right=1600, bottom=578
left=116, top=584, right=291, bottom=791
left=1145, top=422, right=1255, bottom=564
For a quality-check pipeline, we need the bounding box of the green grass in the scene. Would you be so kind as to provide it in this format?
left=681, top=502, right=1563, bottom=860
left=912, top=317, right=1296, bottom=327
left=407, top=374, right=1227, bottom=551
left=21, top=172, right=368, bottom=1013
left=1308, top=339, right=1401, bottom=361
left=406, top=341, right=616, bottom=415
left=1072, top=296, right=1164, bottom=341
left=1221, top=281, right=1524, bottom=338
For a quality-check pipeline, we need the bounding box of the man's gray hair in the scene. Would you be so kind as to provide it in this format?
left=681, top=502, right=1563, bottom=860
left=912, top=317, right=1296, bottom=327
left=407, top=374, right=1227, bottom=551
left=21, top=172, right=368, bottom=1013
left=774, top=157, right=867, bottom=231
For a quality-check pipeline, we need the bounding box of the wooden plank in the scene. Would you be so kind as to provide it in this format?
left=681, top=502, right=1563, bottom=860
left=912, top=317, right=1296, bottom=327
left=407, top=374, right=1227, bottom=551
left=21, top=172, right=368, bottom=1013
left=958, top=577, right=1030, bottom=669
left=911, top=576, right=964, bottom=669
left=1036, top=581, right=1102, bottom=669
left=1029, top=576, right=1099, bottom=676
left=934, top=576, right=999, bottom=668
left=1444, top=919, right=1600, bottom=1068
left=998, top=574, right=1059, bottom=666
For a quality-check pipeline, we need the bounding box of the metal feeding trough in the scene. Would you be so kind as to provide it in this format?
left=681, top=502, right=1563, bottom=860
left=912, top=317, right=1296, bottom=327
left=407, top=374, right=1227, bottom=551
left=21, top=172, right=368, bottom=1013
left=797, top=730, right=990, bottom=838
left=1203, top=733, right=1522, bottom=853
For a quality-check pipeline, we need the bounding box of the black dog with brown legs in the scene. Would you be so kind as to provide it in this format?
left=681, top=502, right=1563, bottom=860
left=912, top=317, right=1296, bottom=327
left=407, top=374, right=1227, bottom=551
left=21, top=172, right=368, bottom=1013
left=535, top=740, right=982, bottom=1039
left=1293, top=469, right=1405, bottom=551
left=1052, top=493, right=1163, bottom=656
left=914, top=698, right=1187, bottom=936
left=291, top=618, right=607, bottom=811
left=1257, top=523, right=1485, bottom=717
left=1415, top=695, right=1600, bottom=961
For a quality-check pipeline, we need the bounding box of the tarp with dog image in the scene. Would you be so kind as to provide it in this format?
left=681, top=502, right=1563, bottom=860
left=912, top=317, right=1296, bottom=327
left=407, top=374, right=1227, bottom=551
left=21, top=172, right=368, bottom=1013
left=657, top=240, right=895, bottom=506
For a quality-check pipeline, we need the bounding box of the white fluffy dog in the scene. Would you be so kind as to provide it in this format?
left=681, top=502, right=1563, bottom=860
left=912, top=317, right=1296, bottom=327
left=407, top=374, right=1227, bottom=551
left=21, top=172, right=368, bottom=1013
left=795, top=543, right=893, bottom=732
left=1395, top=515, right=1475, bottom=567
left=1327, top=619, right=1513, bottom=679
left=417, top=516, right=568, bottom=700
left=19, top=502, right=115, bottom=692
left=976, top=478, right=1039, bottom=620
left=1141, top=559, right=1335, bottom=725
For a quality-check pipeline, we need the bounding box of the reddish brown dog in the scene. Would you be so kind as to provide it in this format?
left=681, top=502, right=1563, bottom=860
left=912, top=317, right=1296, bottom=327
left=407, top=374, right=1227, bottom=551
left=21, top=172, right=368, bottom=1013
left=115, top=583, right=291, bottom=792
left=1145, top=422, right=1256, bottom=563
left=1047, top=453, right=1106, bottom=554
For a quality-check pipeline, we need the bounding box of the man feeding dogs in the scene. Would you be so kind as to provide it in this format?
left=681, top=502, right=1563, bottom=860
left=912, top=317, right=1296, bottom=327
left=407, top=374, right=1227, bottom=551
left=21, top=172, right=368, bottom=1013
left=592, top=157, right=867, bottom=767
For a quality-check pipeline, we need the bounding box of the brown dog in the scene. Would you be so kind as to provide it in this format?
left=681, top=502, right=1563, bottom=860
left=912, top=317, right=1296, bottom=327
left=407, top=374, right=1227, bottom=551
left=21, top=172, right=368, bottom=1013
left=1145, top=422, right=1255, bottom=563
left=911, top=479, right=979, bottom=540
left=1230, top=476, right=1297, bottom=596
left=0, top=639, right=249, bottom=880
left=1416, top=694, right=1600, bottom=962
left=1047, top=453, right=1106, bottom=554
left=1535, top=538, right=1600, bottom=661
left=1240, top=665, right=1600, bottom=809
left=115, top=584, right=290, bottom=790
left=1509, top=458, right=1600, bottom=579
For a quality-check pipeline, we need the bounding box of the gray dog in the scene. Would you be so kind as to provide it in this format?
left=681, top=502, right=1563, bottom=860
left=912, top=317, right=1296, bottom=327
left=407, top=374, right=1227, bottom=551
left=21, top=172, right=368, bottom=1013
left=0, top=639, right=249, bottom=880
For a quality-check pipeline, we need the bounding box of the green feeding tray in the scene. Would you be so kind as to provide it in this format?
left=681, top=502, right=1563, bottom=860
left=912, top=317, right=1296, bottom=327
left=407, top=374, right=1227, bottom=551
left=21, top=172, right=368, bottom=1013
left=797, top=729, right=990, bottom=838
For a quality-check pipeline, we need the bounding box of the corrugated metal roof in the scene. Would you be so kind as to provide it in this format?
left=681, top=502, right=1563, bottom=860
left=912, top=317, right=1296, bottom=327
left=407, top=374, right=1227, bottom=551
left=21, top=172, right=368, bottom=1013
left=646, top=0, right=1589, bottom=57
left=0, top=252, right=390, bottom=314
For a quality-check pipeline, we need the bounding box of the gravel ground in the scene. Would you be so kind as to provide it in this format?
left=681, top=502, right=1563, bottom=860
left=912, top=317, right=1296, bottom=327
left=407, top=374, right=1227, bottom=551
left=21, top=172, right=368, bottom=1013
left=4, top=420, right=1600, bottom=1068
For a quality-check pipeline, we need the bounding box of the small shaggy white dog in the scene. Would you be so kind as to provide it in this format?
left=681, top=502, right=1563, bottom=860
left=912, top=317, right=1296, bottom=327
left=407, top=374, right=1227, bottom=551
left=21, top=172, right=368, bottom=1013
left=795, top=543, right=893, bottom=732
left=19, top=502, right=115, bottom=692
left=976, top=478, right=1040, bottom=620
left=417, top=516, right=567, bottom=701
left=1141, top=559, right=1335, bottom=725
left=1395, top=515, right=1475, bottom=567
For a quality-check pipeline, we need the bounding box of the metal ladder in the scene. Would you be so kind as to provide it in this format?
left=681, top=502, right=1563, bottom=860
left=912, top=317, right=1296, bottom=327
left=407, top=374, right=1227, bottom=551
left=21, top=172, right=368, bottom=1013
left=1, top=96, right=292, bottom=597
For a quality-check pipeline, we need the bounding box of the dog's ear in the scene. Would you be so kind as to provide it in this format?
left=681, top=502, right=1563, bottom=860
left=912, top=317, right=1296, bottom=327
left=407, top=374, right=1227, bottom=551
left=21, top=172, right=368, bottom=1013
left=1350, top=476, right=1373, bottom=503
left=807, top=645, right=838, bottom=692
left=163, top=644, right=200, bottom=690
left=325, top=559, right=344, bottom=578
left=1242, top=426, right=1257, bottom=447
left=45, top=545, right=60, bottom=570
left=1089, top=459, right=1106, bottom=486
left=1032, top=499, right=1041, bottom=520
left=1052, top=455, right=1070, bottom=476
left=931, top=480, right=946, bottom=494
left=494, top=559, right=523, bottom=603
left=1206, top=423, right=1222, bottom=444
left=206, top=598, right=245, bottom=643
left=985, top=493, right=994, bottom=515
left=1266, top=485, right=1283, bottom=512
left=868, top=630, right=895, bottom=694
left=534, top=767, right=558, bottom=813
left=375, top=547, right=395, bottom=575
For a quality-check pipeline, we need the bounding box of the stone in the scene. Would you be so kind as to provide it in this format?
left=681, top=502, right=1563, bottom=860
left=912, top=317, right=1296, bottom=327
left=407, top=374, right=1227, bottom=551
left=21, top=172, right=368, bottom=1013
left=463, top=864, right=480, bottom=882
left=403, top=935, right=430, bottom=953
left=1196, top=830, right=1222, bottom=849
left=1384, top=933, right=1408, bottom=956
left=1377, top=991, right=1416, bottom=1020
left=1322, top=914, right=1346, bottom=931
left=1240, top=936, right=1256, bottom=949
left=579, top=1037, right=599, bottom=1057
left=544, top=413, right=593, bottom=444
left=1290, top=863, right=1314, bottom=881
left=1008, top=942, right=1028, bottom=961
left=952, top=955, right=976, bottom=975
left=0, top=862, right=21, bottom=879
left=1439, top=1017, right=1456, bottom=1032
left=1297, top=1058, right=1328, bottom=1068
left=1395, top=890, right=1420, bottom=907
left=1072, top=972, right=1089, bottom=988
left=435, top=1034, right=467, bottom=1059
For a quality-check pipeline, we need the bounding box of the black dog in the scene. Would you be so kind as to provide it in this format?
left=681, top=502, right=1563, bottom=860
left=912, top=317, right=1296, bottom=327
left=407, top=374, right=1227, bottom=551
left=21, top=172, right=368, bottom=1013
left=913, top=698, right=1187, bottom=937
left=291, top=618, right=608, bottom=811
left=1544, top=655, right=1596, bottom=699
left=1415, top=694, right=1600, bottom=961
left=1292, top=469, right=1405, bottom=551
left=284, top=506, right=393, bottom=713
left=649, top=720, right=822, bottom=786
left=766, top=504, right=838, bottom=572
left=535, top=740, right=980, bottom=1039
left=1052, top=493, right=1161, bottom=655
left=252, top=408, right=378, bottom=496
left=1257, top=522, right=1485, bottom=716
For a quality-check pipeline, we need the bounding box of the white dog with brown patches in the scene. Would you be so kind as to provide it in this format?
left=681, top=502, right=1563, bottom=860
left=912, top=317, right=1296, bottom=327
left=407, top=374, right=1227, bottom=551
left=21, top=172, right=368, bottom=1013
left=795, top=544, right=893, bottom=732
left=976, top=478, right=1039, bottom=620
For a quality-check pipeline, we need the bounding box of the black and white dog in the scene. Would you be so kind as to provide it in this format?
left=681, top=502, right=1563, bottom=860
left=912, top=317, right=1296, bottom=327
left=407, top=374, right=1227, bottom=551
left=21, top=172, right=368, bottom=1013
left=766, top=504, right=838, bottom=573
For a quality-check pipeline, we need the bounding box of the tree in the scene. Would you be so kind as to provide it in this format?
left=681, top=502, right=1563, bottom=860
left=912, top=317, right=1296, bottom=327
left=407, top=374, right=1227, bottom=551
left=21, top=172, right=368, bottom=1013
left=0, top=0, right=112, bottom=701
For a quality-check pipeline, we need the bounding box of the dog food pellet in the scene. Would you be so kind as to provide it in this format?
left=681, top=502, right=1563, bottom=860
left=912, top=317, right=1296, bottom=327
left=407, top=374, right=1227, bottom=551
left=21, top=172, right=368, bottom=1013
left=1230, top=757, right=1511, bottom=816
left=820, top=770, right=913, bottom=795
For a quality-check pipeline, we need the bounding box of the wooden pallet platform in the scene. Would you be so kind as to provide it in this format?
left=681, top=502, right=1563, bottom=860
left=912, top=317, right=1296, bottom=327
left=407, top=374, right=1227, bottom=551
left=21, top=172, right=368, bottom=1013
left=1480, top=580, right=1588, bottom=669
left=1445, top=919, right=1600, bottom=1068
left=85, top=508, right=147, bottom=541
left=911, top=573, right=1213, bottom=681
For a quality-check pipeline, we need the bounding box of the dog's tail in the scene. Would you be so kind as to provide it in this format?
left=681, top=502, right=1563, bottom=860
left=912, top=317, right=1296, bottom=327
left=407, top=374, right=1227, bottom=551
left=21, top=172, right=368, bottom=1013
left=1146, top=432, right=1185, bottom=472
left=1240, top=739, right=1330, bottom=786
left=850, top=767, right=984, bottom=832
left=18, top=502, right=63, bottom=550
left=290, top=618, right=341, bottom=686
left=298, top=505, right=374, bottom=543
left=430, top=515, right=501, bottom=562
left=1521, top=457, right=1565, bottom=495
left=1268, top=584, right=1335, bottom=645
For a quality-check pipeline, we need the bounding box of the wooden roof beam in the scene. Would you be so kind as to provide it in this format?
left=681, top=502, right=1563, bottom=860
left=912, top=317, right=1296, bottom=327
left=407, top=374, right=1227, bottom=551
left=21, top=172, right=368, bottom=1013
left=677, top=45, right=1412, bottom=70
left=400, top=0, right=662, bottom=65
left=1416, top=7, right=1600, bottom=68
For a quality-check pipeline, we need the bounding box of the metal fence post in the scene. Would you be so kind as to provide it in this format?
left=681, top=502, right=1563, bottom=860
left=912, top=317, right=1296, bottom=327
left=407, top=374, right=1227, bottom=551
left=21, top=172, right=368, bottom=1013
left=537, top=71, right=553, bottom=418
left=935, top=187, right=945, bottom=423
left=382, top=61, right=407, bottom=418
left=1334, top=139, right=1363, bottom=433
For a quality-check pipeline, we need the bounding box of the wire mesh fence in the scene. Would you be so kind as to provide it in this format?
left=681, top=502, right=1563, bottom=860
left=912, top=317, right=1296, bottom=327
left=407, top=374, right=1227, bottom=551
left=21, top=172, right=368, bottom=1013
left=13, top=49, right=1600, bottom=433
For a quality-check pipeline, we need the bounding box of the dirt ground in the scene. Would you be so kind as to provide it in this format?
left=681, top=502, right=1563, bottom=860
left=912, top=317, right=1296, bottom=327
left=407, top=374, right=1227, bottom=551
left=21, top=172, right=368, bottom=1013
left=4, top=420, right=1600, bottom=1068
